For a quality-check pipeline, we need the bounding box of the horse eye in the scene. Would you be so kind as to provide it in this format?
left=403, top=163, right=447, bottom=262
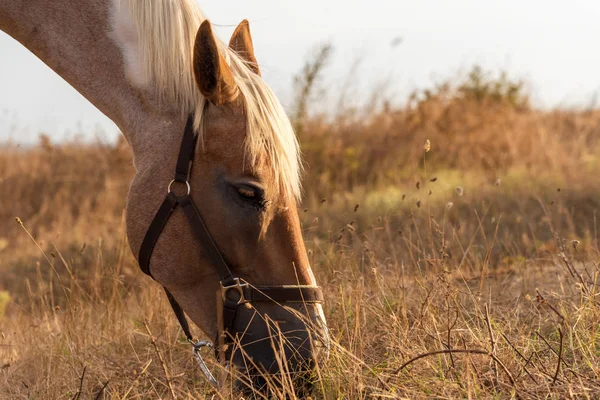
left=237, top=187, right=256, bottom=199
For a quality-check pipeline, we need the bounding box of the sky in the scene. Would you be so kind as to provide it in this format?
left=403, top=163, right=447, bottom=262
left=1, top=0, right=600, bottom=143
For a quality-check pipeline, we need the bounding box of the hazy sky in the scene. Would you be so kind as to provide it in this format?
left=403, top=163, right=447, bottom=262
left=1, top=0, right=600, bottom=143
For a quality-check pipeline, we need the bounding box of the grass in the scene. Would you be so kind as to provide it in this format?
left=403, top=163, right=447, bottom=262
left=1, top=62, right=600, bottom=398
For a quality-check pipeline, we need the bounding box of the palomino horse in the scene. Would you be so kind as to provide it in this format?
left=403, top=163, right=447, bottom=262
left=0, top=0, right=328, bottom=395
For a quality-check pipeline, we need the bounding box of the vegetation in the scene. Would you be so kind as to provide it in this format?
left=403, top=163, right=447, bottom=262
left=1, top=51, right=599, bottom=398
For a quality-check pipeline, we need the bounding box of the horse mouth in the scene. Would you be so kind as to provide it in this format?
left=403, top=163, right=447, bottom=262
left=223, top=303, right=330, bottom=395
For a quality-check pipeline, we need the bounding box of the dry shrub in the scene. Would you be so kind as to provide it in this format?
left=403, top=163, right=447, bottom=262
left=300, top=65, right=600, bottom=193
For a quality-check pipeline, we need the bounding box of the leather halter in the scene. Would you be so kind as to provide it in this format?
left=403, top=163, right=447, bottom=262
left=137, top=115, right=323, bottom=379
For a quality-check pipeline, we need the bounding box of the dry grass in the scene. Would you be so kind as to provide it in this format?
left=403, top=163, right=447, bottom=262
left=1, top=63, right=600, bottom=398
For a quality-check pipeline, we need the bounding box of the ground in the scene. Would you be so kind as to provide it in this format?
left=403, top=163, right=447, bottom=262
left=1, top=68, right=599, bottom=398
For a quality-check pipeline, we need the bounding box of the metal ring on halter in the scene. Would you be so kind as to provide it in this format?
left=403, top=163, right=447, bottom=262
left=220, top=278, right=249, bottom=305
left=167, top=179, right=191, bottom=195
left=190, top=340, right=219, bottom=387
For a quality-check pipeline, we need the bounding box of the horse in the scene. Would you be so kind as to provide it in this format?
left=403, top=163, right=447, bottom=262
left=0, top=0, right=328, bottom=396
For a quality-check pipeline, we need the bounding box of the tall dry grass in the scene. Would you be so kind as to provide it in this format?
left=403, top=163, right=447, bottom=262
left=1, top=56, right=599, bottom=398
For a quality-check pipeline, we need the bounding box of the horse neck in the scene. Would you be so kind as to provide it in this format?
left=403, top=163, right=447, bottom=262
left=0, top=0, right=162, bottom=154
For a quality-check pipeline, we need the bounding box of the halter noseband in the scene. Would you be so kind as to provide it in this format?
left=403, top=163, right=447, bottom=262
left=137, top=115, right=323, bottom=386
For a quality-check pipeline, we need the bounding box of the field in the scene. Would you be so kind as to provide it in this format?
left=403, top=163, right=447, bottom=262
left=1, top=60, right=600, bottom=399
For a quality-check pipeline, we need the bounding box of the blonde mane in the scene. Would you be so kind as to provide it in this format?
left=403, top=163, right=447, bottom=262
left=120, top=0, right=302, bottom=200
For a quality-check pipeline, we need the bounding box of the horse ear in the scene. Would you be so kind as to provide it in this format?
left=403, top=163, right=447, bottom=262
left=229, top=19, right=260, bottom=76
left=193, top=20, right=238, bottom=105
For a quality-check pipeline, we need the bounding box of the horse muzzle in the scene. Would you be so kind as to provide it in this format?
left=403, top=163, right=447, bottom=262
left=217, top=285, right=329, bottom=395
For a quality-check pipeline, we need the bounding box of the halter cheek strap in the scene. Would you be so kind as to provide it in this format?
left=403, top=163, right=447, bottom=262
left=137, top=115, right=323, bottom=386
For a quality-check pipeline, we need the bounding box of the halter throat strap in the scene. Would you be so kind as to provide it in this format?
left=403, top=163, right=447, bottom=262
left=138, top=116, right=235, bottom=287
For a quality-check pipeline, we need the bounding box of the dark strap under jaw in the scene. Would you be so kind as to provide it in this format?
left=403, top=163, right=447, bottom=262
left=137, top=114, right=323, bottom=349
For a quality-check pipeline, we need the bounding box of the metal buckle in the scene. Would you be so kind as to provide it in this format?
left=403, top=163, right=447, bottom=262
left=220, top=278, right=248, bottom=305
left=190, top=340, right=219, bottom=387
left=167, top=179, right=191, bottom=195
